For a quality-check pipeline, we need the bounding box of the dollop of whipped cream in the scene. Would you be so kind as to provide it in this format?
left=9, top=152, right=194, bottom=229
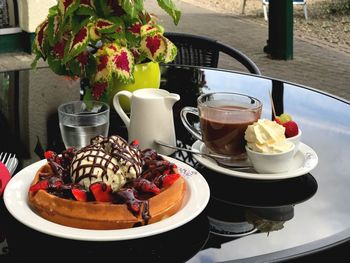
left=70, top=135, right=142, bottom=192
left=244, top=119, right=293, bottom=153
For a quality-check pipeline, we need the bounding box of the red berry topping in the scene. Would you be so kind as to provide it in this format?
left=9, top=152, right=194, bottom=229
left=29, top=179, right=49, bottom=193
left=44, top=151, right=56, bottom=160
left=283, top=121, right=299, bottom=138
left=131, top=139, right=139, bottom=147
left=162, top=173, right=180, bottom=187
left=90, top=182, right=112, bottom=202
left=132, top=178, right=160, bottom=195
left=72, top=188, right=88, bottom=202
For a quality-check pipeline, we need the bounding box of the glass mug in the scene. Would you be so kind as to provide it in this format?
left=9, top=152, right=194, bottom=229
left=58, top=100, right=110, bottom=149
left=181, top=92, right=262, bottom=162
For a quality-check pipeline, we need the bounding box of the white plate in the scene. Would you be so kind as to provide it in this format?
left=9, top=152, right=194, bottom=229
left=192, top=140, right=318, bottom=180
left=3, top=157, right=210, bottom=241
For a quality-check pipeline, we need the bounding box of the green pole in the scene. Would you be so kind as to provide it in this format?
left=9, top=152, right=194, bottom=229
left=264, top=0, right=294, bottom=60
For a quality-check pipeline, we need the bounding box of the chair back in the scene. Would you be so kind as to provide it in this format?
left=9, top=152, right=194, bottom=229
left=164, top=32, right=261, bottom=75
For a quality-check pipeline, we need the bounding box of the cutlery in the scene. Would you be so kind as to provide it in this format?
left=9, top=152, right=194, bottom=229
left=154, top=140, right=252, bottom=169
left=0, top=152, right=18, bottom=175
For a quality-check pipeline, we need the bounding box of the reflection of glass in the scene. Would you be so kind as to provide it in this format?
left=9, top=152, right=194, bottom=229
left=207, top=197, right=257, bottom=237
left=245, top=205, right=294, bottom=233
left=205, top=172, right=318, bottom=238
left=58, top=101, right=110, bottom=149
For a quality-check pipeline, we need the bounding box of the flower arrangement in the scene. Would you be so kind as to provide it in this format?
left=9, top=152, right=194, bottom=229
left=31, top=0, right=181, bottom=101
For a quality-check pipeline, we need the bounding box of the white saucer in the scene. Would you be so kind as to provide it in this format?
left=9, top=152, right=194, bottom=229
left=192, top=140, right=318, bottom=180
left=4, top=156, right=210, bottom=241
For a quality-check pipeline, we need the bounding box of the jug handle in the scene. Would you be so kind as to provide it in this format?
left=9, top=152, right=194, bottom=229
left=113, top=90, right=132, bottom=128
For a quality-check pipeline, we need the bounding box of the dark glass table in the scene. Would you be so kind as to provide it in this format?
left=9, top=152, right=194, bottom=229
left=1, top=65, right=350, bottom=262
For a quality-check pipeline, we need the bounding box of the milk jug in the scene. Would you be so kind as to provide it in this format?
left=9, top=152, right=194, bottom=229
left=113, top=88, right=180, bottom=155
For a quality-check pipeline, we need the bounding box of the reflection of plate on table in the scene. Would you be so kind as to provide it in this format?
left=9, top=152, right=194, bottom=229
left=4, top=157, right=210, bottom=241
left=192, top=140, right=318, bottom=180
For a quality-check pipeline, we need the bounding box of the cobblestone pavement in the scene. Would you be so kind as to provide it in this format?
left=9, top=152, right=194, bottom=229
left=151, top=0, right=350, bottom=101
left=1, top=0, right=349, bottom=101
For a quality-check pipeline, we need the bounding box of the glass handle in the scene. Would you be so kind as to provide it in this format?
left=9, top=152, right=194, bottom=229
left=180, top=107, right=202, bottom=141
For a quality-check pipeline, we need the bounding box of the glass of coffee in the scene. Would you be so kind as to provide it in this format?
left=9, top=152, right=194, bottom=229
left=181, top=92, right=262, bottom=162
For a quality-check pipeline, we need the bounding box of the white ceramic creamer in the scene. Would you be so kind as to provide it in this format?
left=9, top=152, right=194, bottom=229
left=113, top=88, right=180, bottom=155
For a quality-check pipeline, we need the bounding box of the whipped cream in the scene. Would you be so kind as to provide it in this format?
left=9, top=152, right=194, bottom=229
left=245, top=119, right=293, bottom=153
left=71, top=135, right=142, bottom=192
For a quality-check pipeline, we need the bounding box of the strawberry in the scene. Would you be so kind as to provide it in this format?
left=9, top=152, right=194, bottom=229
left=44, top=150, right=56, bottom=160
left=131, top=139, right=139, bottom=147
left=90, top=182, right=112, bottom=202
left=162, top=173, right=180, bottom=187
left=72, top=188, right=88, bottom=201
left=29, top=179, right=49, bottom=193
left=132, top=178, right=160, bottom=194
left=283, top=121, right=299, bottom=138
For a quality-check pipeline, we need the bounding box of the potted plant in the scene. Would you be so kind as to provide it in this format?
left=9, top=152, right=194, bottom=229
left=31, top=0, right=181, bottom=102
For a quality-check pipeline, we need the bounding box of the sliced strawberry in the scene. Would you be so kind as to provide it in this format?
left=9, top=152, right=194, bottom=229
left=162, top=173, right=180, bottom=187
left=132, top=178, right=160, bottom=195
left=283, top=121, right=299, bottom=138
left=72, top=188, right=88, bottom=201
left=90, top=182, right=112, bottom=202
left=130, top=139, right=139, bottom=147
left=29, top=179, right=49, bottom=193
left=44, top=150, right=56, bottom=160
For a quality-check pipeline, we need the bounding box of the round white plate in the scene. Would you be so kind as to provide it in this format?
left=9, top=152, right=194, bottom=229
left=192, top=140, right=318, bottom=180
left=3, top=156, right=210, bottom=241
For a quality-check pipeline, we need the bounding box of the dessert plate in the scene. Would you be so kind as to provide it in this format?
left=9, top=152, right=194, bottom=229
left=4, top=157, right=210, bottom=241
left=192, top=140, right=318, bottom=180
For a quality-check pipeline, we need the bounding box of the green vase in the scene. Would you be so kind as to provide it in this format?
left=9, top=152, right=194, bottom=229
left=82, top=61, right=161, bottom=111
left=109, top=61, right=161, bottom=111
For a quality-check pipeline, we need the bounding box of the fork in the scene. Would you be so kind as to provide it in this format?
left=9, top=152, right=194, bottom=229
left=0, top=152, right=18, bottom=175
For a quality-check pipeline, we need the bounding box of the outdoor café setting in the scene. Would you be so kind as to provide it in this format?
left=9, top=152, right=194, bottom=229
left=1, top=0, right=350, bottom=262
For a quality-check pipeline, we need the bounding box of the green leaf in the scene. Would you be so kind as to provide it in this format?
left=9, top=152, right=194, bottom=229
left=70, top=15, right=90, bottom=33
left=110, top=47, right=135, bottom=83
left=157, top=0, right=181, bottom=25
left=33, top=19, right=49, bottom=57
left=64, top=26, right=89, bottom=63
left=58, top=0, right=80, bottom=18
left=76, top=0, right=95, bottom=16
left=48, top=5, right=58, bottom=17
left=96, top=0, right=112, bottom=17
left=47, top=14, right=60, bottom=45
left=95, top=18, right=117, bottom=33
left=67, top=59, right=81, bottom=76
left=31, top=53, right=42, bottom=70
left=47, top=55, right=68, bottom=75
left=85, top=55, right=97, bottom=78
left=120, top=0, right=144, bottom=19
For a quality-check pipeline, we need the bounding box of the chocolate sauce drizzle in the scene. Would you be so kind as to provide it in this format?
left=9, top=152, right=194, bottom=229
left=40, top=135, right=173, bottom=226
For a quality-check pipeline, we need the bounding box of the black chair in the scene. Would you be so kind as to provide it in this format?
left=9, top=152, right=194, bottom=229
left=164, top=32, right=261, bottom=75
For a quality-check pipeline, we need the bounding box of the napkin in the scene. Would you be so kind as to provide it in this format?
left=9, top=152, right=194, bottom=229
left=0, top=161, right=11, bottom=196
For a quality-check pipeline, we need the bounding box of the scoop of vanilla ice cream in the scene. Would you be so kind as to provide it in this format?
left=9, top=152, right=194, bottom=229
left=245, top=119, right=293, bottom=153
left=70, top=146, right=128, bottom=192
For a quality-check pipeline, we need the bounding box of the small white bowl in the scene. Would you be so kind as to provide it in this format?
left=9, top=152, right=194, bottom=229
left=245, top=144, right=295, bottom=174
left=286, top=129, right=302, bottom=154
